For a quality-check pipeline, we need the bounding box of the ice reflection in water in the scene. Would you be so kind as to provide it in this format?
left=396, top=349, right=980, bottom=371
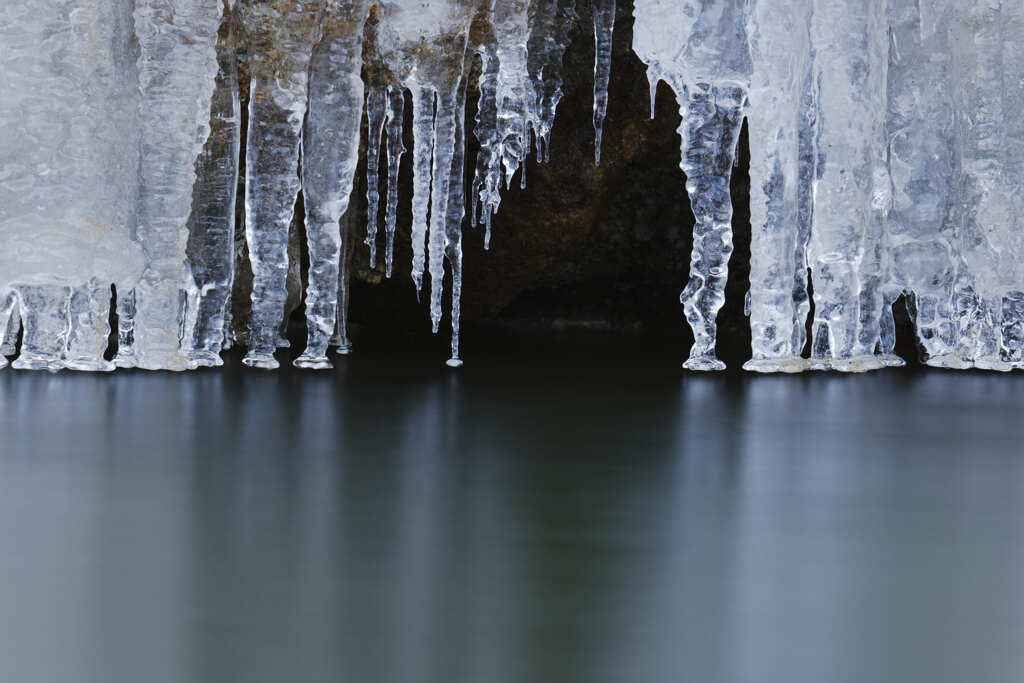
left=0, top=332, right=1023, bottom=683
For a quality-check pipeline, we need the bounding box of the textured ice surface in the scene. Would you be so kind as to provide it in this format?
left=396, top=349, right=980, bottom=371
left=132, top=0, right=224, bottom=370
left=184, top=10, right=240, bottom=368
left=4, top=0, right=1024, bottom=373
left=0, top=0, right=142, bottom=371
left=633, top=0, right=751, bottom=371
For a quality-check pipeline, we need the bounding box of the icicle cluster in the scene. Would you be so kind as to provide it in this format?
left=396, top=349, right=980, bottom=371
left=635, top=0, right=1024, bottom=372
left=4, top=1, right=1023, bottom=374
left=0, top=0, right=607, bottom=371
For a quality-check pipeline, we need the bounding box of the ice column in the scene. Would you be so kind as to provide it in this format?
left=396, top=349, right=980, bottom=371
left=185, top=8, right=241, bottom=368
left=364, top=86, right=388, bottom=269
left=132, top=0, right=224, bottom=370
left=66, top=281, right=114, bottom=371
left=632, top=0, right=751, bottom=371
left=237, top=0, right=326, bottom=369
left=884, top=0, right=958, bottom=367
left=805, top=0, right=889, bottom=371
left=383, top=87, right=407, bottom=278
left=445, top=72, right=470, bottom=367
left=947, top=0, right=1023, bottom=370
left=297, top=0, right=370, bottom=369
left=0, top=0, right=142, bottom=371
left=743, top=0, right=813, bottom=373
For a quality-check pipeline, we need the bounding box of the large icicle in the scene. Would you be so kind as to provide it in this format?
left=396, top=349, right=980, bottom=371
left=743, top=0, right=813, bottom=373
left=132, top=0, right=224, bottom=370
left=633, top=0, right=752, bottom=371
left=185, top=6, right=241, bottom=368
left=945, top=0, right=1021, bottom=370
left=296, top=0, right=370, bottom=370
left=0, top=291, right=18, bottom=367
left=236, top=0, right=326, bottom=369
left=591, top=0, right=616, bottom=165
left=806, top=0, right=889, bottom=371
left=884, top=0, right=958, bottom=368
left=445, top=73, right=470, bottom=367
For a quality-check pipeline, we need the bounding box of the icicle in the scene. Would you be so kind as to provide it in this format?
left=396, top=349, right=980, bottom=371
left=429, top=85, right=459, bottom=333
left=133, top=0, right=224, bottom=371
left=592, top=0, right=616, bottom=165
left=632, top=0, right=751, bottom=371
left=410, top=88, right=437, bottom=293
left=184, top=7, right=240, bottom=368
left=743, top=0, right=813, bottom=374
left=384, top=86, right=406, bottom=279
left=445, top=73, right=470, bottom=367
left=677, top=85, right=749, bottom=371
left=806, top=0, right=889, bottom=372
left=295, top=0, right=369, bottom=370
left=471, top=28, right=501, bottom=228
left=237, top=0, right=326, bottom=369
left=365, top=86, right=387, bottom=268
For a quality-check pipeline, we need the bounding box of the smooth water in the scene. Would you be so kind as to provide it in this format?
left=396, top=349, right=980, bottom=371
left=1, top=329, right=1023, bottom=683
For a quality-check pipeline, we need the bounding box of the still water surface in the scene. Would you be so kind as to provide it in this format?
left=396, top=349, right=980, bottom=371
left=1, top=330, right=1023, bottom=683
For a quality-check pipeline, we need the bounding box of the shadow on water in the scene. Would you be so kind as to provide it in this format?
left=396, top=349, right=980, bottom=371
left=0, top=327, right=1023, bottom=683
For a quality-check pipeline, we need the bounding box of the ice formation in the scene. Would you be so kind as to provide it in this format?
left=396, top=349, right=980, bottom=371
left=634, top=0, right=1024, bottom=372
left=2, top=1, right=1024, bottom=373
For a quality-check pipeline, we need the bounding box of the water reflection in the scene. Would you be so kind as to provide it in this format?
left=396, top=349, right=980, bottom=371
left=0, top=334, right=1023, bottom=683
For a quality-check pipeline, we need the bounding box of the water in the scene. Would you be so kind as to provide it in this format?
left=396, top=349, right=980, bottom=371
left=1, top=328, right=1023, bottom=683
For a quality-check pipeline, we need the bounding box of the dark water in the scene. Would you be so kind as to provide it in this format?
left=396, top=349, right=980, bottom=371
left=1, top=329, right=1023, bottom=683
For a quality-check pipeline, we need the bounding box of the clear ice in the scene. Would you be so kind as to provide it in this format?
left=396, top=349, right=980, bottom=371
left=2, top=1, right=1024, bottom=373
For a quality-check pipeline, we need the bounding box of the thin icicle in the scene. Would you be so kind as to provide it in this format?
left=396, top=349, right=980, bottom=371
left=445, top=73, right=469, bottom=367
left=384, top=86, right=406, bottom=279
left=410, top=88, right=436, bottom=293
left=429, top=86, right=459, bottom=332
left=471, top=28, right=501, bottom=228
left=592, top=0, right=616, bottom=165
left=646, top=65, right=659, bottom=119
left=364, top=86, right=387, bottom=268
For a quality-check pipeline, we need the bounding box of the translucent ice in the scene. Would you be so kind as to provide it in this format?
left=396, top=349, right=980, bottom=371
left=296, top=0, right=371, bottom=369
left=0, top=0, right=142, bottom=371
left=5, top=0, right=1024, bottom=374
left=185, top=9, right=241, bottom=368
left=133, top=0, right=224, bottom=370
left=633, top=0, right=751, bottom=371
left=236, top=0, right=326, bottom=369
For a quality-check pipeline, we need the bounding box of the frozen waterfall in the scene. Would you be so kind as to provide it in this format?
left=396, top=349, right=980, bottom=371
left=1, top=0, right=1022, bottom=372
